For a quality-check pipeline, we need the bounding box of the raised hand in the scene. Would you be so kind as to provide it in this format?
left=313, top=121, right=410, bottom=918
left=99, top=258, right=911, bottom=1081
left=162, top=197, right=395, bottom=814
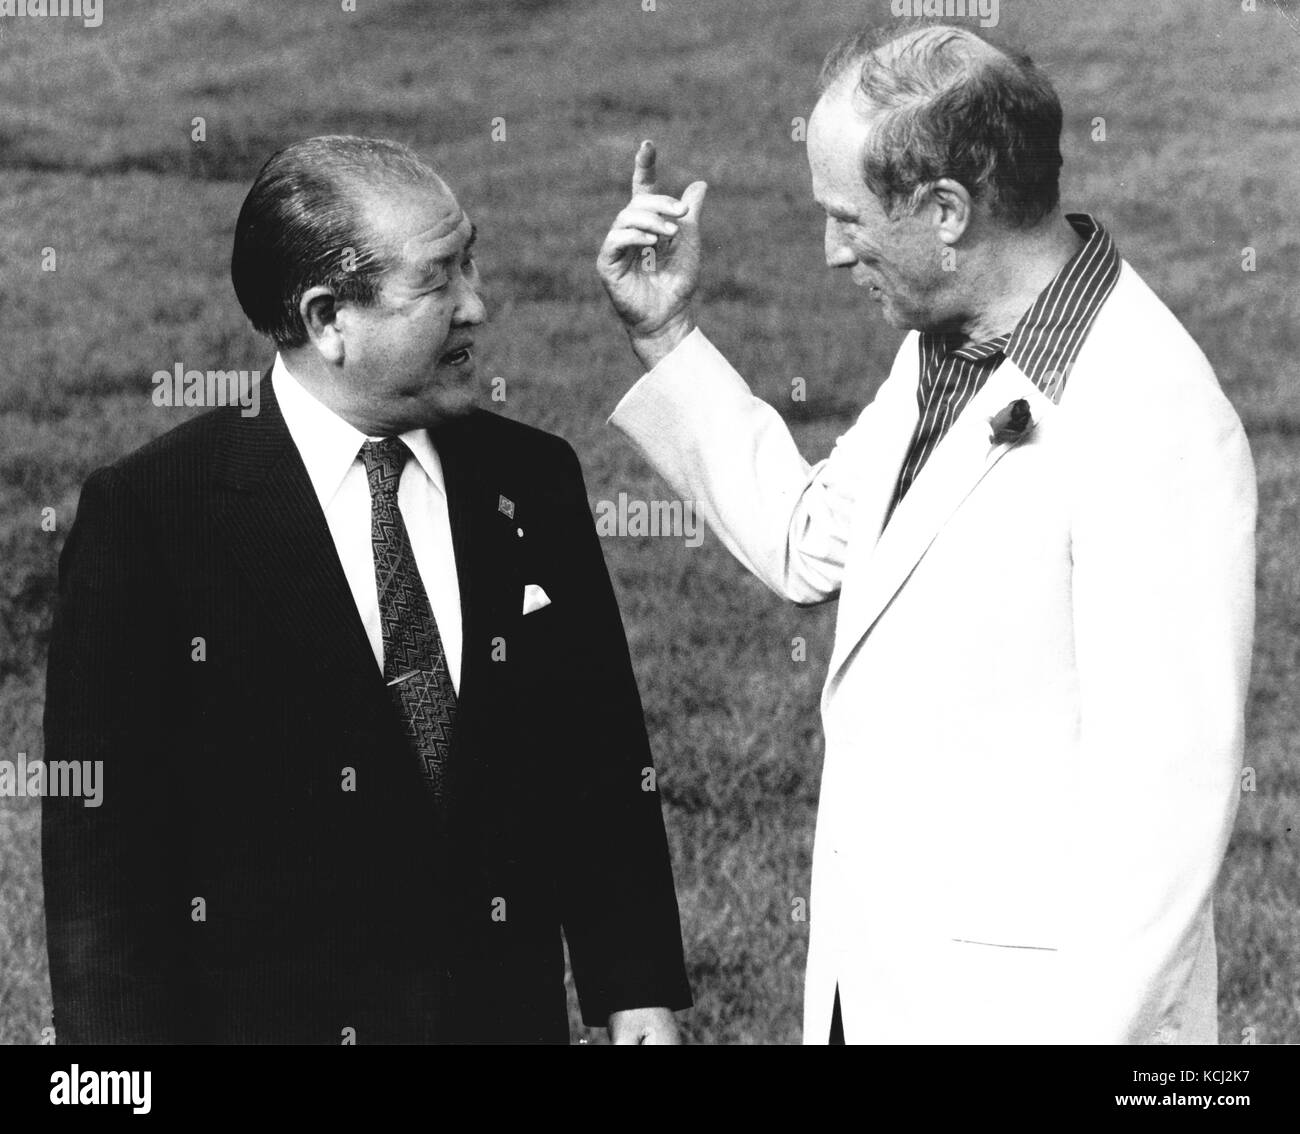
left=597, top=140, right=708, bottom=367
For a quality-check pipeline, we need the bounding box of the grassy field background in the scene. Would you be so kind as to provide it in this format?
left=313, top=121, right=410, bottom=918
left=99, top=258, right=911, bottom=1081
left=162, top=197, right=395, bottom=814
left=1, top=0, right=1297, bottom=1045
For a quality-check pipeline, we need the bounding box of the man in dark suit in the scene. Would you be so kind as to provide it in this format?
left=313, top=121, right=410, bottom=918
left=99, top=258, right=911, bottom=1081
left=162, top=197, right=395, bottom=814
left=41, top=135, right=692, bottom=1044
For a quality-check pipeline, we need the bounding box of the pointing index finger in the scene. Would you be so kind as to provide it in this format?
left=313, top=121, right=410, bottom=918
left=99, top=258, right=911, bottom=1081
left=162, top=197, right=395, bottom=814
left=632, top=139, right=658, bottom=196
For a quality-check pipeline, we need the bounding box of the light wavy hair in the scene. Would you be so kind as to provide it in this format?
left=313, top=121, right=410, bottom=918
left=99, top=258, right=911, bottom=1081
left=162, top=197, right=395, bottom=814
left=819, top=24, right=1064, bottom=228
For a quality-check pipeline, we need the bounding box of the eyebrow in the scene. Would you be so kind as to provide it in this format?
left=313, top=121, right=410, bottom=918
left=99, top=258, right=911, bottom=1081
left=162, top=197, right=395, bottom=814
left=818, top=200, right=856, bottom=221
left=415, top=224, right=478, bottom=278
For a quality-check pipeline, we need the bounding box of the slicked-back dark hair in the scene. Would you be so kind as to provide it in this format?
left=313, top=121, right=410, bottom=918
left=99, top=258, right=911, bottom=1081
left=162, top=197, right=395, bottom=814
left=819, top=24, right=1063, bottom=228
left=231, top=135, right=442, bottom=349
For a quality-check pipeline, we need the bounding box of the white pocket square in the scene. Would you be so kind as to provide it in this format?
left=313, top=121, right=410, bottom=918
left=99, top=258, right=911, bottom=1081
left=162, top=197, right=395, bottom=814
left=522, top=583, right=551, bottom=615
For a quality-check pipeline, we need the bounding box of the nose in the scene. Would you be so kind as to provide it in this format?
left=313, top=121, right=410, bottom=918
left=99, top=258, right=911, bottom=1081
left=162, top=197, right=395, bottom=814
left=824, top=217, right=855, bottom=270
left=453, top=275, right=487, bottom=326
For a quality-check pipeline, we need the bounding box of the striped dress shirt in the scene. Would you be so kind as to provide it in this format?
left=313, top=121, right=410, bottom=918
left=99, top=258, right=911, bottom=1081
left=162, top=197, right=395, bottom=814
left=886, top=214, right=1121, bottom=521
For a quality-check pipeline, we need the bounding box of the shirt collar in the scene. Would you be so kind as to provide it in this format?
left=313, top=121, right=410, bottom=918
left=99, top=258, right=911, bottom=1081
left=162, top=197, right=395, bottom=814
left=1002, top=213, right=1120, bottom=400
left=946, top=332, right=1011, bottom=364
left=920, top=213, right=1121, bottom=401
left=272, top=354, right=446, bottom=510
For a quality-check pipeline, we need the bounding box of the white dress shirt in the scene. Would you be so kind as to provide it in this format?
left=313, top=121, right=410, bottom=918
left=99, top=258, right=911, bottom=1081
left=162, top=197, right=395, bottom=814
left=272, top=355, right=463, bottom=693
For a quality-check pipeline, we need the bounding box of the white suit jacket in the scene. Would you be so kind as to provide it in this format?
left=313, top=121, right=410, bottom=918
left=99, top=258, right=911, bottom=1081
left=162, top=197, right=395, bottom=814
left=610, top=262, right=1256, bottom=1044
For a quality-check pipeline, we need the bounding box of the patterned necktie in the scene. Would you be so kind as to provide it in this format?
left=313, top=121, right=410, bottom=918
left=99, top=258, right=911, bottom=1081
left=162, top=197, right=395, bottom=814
left=359, top=438, right=457, bottom=800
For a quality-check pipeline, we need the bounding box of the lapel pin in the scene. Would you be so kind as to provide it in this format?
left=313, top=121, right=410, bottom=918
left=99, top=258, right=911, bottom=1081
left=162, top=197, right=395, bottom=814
left=498, top=494, right=515, bottom=519
left=517, top=527, right=524, bottom=538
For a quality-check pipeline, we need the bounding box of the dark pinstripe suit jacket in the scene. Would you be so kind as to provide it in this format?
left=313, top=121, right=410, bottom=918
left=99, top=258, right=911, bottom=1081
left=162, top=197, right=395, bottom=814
left=42, top=377, right=691, bottom=1043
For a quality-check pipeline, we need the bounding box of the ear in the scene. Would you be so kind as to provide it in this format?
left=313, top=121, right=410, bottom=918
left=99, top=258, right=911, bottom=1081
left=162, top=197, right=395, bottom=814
left=299, top=285, right=345, bottom=366
left=925, top=178, right=974, bottom=245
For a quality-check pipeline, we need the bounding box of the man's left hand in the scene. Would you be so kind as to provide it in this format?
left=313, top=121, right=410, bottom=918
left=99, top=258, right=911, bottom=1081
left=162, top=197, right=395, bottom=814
left=608, top=1006, right=681, bottom=1045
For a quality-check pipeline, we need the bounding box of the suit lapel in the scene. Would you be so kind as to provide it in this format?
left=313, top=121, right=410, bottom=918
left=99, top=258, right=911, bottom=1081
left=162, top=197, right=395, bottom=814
left=211, top=374, right=390, bottom=706
left=430, top=413, right=520, bottom=716
left=845, top=372, right=923, bottom=564
left=828, top=358, right=1055, bottom=685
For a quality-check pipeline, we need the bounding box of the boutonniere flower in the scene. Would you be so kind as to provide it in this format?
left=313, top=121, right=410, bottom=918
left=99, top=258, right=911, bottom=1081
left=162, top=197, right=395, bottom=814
left=988, top=398, right=1036, bottom=447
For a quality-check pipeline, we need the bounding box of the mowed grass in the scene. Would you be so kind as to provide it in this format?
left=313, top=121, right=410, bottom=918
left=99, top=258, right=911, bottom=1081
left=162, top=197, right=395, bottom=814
left=1, top=0, right=1297, bottom=1044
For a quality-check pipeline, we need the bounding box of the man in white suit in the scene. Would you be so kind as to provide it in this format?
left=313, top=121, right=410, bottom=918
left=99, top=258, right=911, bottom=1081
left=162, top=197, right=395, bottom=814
left=596, top=24, right=1256, bottom=1044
